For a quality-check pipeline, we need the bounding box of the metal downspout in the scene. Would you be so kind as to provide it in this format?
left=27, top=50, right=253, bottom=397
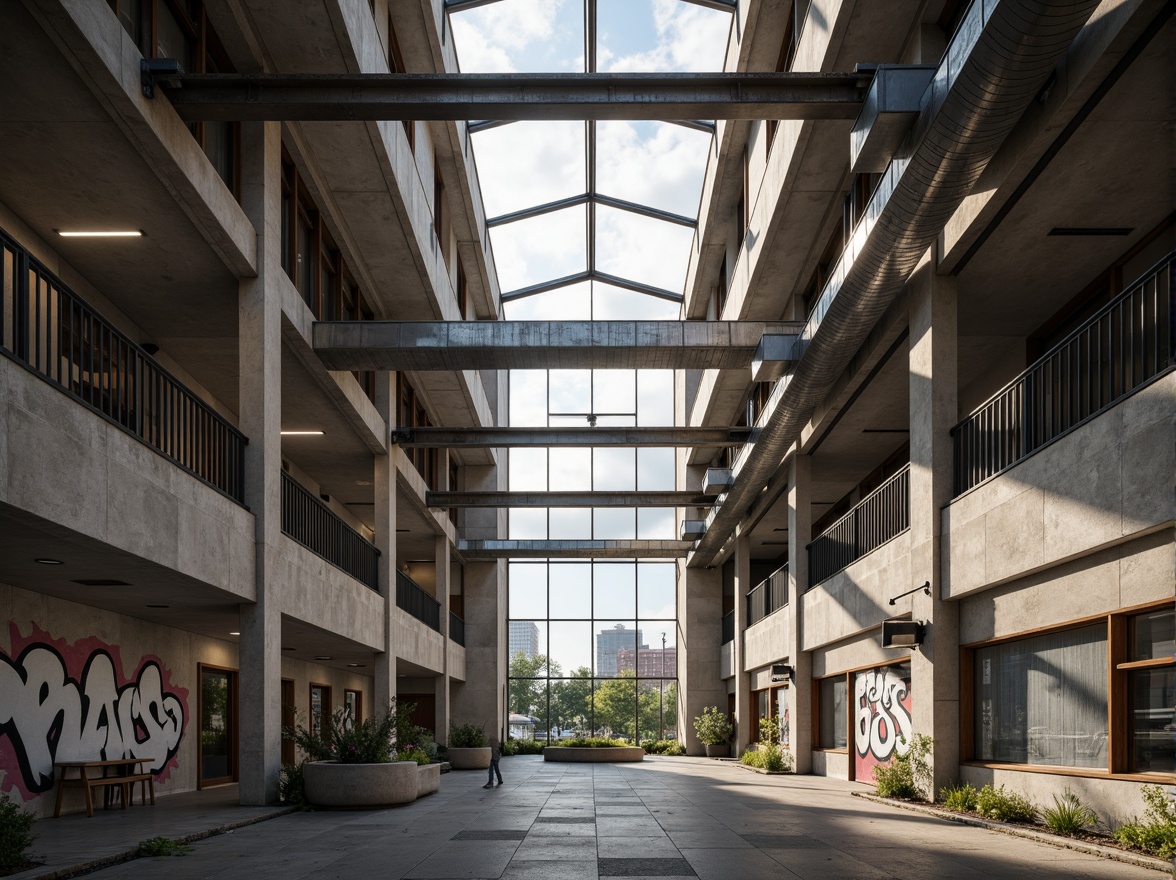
left=688, top=0, right=1104, bottom=566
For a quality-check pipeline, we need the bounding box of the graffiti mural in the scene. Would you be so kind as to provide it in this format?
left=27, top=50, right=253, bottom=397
left=0, top=623, right=188, bottom=798
left=854, top=663, right=912, bottom=780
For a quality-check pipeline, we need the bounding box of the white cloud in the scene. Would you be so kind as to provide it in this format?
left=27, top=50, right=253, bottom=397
left=601, top=0, right=731, bottom=73
left=450, top=0, right=566, bottom=72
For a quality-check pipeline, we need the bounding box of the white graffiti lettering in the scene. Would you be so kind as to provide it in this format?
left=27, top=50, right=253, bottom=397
left=854, top=668, right=912, bottom=762
left=0, top=645, right=185, bottom=794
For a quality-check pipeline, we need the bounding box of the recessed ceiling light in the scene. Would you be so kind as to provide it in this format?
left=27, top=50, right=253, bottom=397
left=146, top=604, right=170, bottom=609
left=229, top=631, right=240, bottom=636
left=282, top=647, right=297, bottom=651
left=347, top=663, right=365, bottom=668
left=34, top=558, right=63, bottom=565
left=73, top=578, right=131, bottom=586
left=56, top=229, right=143, bottom=238
left=281, top=430, right=324, bottom=436
left=315, top=656, right=333, bottom=661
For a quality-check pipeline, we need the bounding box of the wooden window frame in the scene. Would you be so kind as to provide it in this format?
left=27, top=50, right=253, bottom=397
left=960, top=599, right=1175, bottom=783
left=344, top=688, right=363, bottom=726
left=197, top=663, right=239, bottom=788
left=309, top=682, right=333, bottom=746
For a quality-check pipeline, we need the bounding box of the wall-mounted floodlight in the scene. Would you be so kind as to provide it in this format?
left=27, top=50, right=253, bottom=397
left=882, top=619, right=925, bottom=649
left=770, top=663, right=793, bottom=683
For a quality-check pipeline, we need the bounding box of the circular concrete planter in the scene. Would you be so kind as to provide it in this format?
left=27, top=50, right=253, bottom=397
left=543, top=746, right=645, bottom=763
left=302, top=760, right=418, bottom=808
left=704, top=743, right=730, bottom=758
left=416, top=763, right=441, bottom=797
left=447, top=747, right=492, bottom=770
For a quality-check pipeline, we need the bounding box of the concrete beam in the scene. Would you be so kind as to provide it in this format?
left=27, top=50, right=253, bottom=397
left=393, top=427, right=752, bottom=447
left=427, top=491, right=713, bottom=508
left=315, top=321, right=803, bottom=371
left=457, top=540, right=694, bottom=559
left=159, top=73, right=870, bottom=122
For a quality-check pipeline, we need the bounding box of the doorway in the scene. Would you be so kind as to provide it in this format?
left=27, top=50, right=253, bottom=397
left=199, top=665, right=238, bottom=787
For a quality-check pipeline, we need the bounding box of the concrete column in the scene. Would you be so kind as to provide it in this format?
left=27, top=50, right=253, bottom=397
left=785, top=451, right=813, bottom=773
left=374, top=372, right=397, bottom=715
left=908, top=251, right=960, bottom=795
left=236, top=120, right=283, bottom=806
left=732, top=532, right=752, bottom=754
left=452, top=559, right=506, bottom=738
left=434, top=534, right=451, bottom=743
left=677, top=563, right=724, bottom=756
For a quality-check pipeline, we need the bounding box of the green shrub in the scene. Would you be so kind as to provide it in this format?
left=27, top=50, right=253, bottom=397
left=553, top=736, right=629, bottom=748
left=0, top=793, right=37, bottom=873
left=739, top=743, right=792, bottom=772
left=136, top=836, right=193, bottom=857
left=1041, top=790, right=1098, bottom=836
left=641, top=739, right=685, bottom=756
left=693, top=706, right=733, bottom=745
left=1113, top=785, right=1176, bottom=859
left=449, top=722, right=488, bottom=748
left=278, top=762, right=311, bottom=809
left=740, top=749, right=764, bottom=768
left=284, top=702, right=397, bottom=764
left=502, top=738, right=546, bottom=756
left=940, top=781, right=979, bottom=812
left=873, top=733, right=933, bottom=801
left=396, top=746, right=430, bottom=765
left=974, top=784, right=1036, bottom=823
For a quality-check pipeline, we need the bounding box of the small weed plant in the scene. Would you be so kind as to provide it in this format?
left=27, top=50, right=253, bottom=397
left=974, top=784, right=1036, bottom=823
left=641, top=739, right=686, bottom=756
left=1113, top=784, right=1176, bottom=859
left=278, top=762, right=311, bottom=809
left=939, top=781, right=979, bottom=812
left=448, top=722, right=488, bottom=749
left=0, top=793, right=37, bottom=874
left=1041, top=790, right=1098, bottom=836
left=136, top=836, right=193, bottom=858
left=873, top=733, right=933, bottom=801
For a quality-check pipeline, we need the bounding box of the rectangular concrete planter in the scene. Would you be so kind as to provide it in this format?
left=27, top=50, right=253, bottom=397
left=543, top=746, right=645, bottom=763
left=416, top=763, right=441, bottom=797
left=302, top=760, right=418, bottom=808
left=447, top=746, right=491, bottom=769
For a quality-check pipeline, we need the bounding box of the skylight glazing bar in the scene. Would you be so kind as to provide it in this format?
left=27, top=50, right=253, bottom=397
left=594, top=195, right=696, bottom=228
left=487, top=194, right=591, bottom=228
left=500, top=272, right=593, bottom=302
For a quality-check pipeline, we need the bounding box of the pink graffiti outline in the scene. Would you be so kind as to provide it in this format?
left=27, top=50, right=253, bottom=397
left=0, top=622, right=190, bottom=799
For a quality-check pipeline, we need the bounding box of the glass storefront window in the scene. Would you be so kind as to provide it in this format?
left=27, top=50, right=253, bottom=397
left=819, top=676, right=847, bottom=749
left=1129, top=608, right=1176, bottom=774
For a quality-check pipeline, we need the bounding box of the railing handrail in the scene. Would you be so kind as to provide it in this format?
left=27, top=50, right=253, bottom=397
left=397, top=569, right=440, bottom=608
left=751, top=559, right=790, bottom=595
left=807, top=464, right=911, bottom=549
left=281, top=471, right=380, bottom=590
left=0, top=227, right=248, bottom=445
left=950, top=252, right=1174, bottom=436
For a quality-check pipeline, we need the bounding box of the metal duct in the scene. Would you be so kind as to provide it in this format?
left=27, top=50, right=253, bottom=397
left=688, top=0, right=1102, bottom=566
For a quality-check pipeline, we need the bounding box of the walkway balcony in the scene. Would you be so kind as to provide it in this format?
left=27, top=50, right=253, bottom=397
left=1, top=227, right=246, bottom=504
left=281, top=471, right=379, bottom=589
left=952, top=253, right=1173, bottom=495
left=746, top=562, right=788, bottom=627
left=396, top=570, right=441, bottom=632
left=808, top=465, right=910, bottom=587
left=449, top=610, right=465, bottom=646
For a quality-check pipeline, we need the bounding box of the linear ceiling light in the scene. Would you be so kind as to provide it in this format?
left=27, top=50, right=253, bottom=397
left=56, top=230, right=143, bottom=238
left=281, top=430, right=324, bottom=435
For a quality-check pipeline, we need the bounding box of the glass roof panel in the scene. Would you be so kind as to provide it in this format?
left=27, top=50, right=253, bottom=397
left=597, top=0, right=732, bottom=73
left=591, top=282, right=681, bottom=320
left=595, top=205, right=693, bottom=293
left=450, top=0, right=584, bottom=73
left=502, top=281, right=592, bottom=320
left=473, top=121, right=586, bottom=218
left=596, top=121, right=710, bottom=218
left=491, top=204, right=587, bottom=293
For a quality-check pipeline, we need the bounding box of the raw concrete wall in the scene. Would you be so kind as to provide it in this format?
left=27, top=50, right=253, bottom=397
left=742, top=610, right=788, bottom=672
left=0, top=357, right=256, bottom=599
left=276, top=536, right=386, bottom=651
left=393, top=607, right=446, bottom=674
left=944, top=373, right=1175, bottom=599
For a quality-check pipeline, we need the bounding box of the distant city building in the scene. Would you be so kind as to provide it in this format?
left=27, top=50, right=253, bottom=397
left=508, top=620, right=540, bottom=660
left=616, top=646, right=677, bottom=679
left=596, top=624, right=645, bottom=677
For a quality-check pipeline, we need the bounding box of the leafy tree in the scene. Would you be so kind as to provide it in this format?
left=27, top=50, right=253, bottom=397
left=638, top=681, right=677, bottom=740
left=551, top=668, right=592, bottom=733
left=592, top=674, right=637, bottom=740
left=508, top=651, right=558, bottom=717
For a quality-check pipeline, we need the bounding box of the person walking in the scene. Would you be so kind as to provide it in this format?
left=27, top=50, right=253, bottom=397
left=484, top=736, right=503, bottom=788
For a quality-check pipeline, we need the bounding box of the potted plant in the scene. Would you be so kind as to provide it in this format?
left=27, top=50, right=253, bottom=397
left=447, top=722, right=491, bottom=769
left=693, top=706, right=733, bottom=757
left=287, top=704, right=420, bottom=807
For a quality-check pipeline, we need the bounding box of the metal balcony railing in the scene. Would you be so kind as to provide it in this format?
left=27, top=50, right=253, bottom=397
left=952, top=253, right=1174, bottom=495
left=721, top=610, right=735, bottom=645
left=0, top=227, right=247, bottom=503
left=449, top=611, right=465, bottom=646
left=397, top=570, right=441, bottom=632
left=281, top=471, right=379, bottom=589
left=747, top=562, right=789, bottom=627
left=808, top=464, right=910, bottom=587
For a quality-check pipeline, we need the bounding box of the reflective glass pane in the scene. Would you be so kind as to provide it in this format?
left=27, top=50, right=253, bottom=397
left=596, top=205, right=693, bottom=294
left=507, top=619, right=544, bottom=665
left=593, top=677, right=636, bottom=740
left=1131, top=609, right=1175, bottom=661
left=508, top=678, right=548, bottom=736
left=509, top=370, right=548, bottom=426
left=471, top=121, right=585, bottom=216
left=597, top=0, right=732, bottom=73
left=637, top=447, right=674, bottom=489
left=549, top=507, right=591, bottom=539
left=593, top=448, right=635, bottom=490
left=1130, top=666, right=1175, bottom=774
left=597, top=121, right=710, bottom=217
left=637, top=623, right=676, bottom=678
left=549, top=563, right=592, bottom=619
left=638, top=679, right=675, bottom=742
left=594, top=565, right=636, bottom=619
left=638, top=564, right=676, bottom=618
left=452, top=0, right=584, bottom=73
left=509, top=448, right=548, bottom=491
left=551, top=676, right=592, bottom=736
left=594, top=507, right=636, bottom=539
left=593, top=370, right=636, bottom=416
left=594, top=620, right=639, bottom=677
left=509, top=507, right=548, bottom=539
left=503, top=282, right=592, bottom=320
left=637, top=371, right=675, bottom=425
left=550, top=448, right=591, bottom=491
left=492, top=204, right=586, bottom=293
left=509, top=564, right=547, bottom=618
left=549, top=370, right=592, bottom=415
left=592, top=282, right=682, bottom=320
left=637, top=507, right=675, bottom=539
left=549, top=621, right=593, bottom=678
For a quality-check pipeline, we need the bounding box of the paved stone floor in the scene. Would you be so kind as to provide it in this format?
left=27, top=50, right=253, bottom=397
left=82, top=756, right=1163, bottom=880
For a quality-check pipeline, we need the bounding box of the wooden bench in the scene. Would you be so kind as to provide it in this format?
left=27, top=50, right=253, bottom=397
left=53, top=759, right=155, bottom=818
